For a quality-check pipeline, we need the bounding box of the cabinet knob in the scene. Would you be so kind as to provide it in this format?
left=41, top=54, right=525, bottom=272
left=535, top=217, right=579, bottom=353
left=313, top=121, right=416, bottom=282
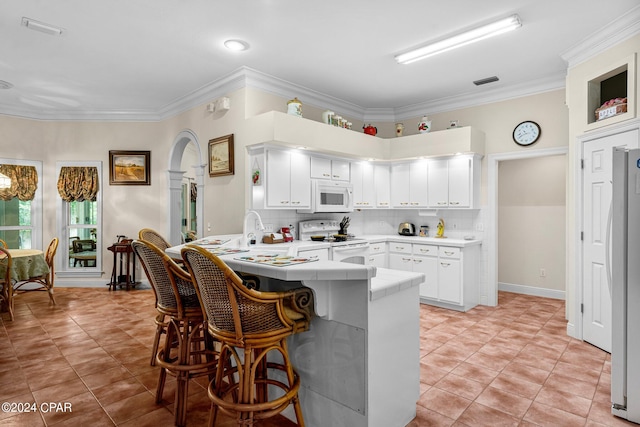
left=450, top=201, right=460, bottom=205
left=440, top=262, right=450, bottom=267
left=323, top=173, right=330, bottom=177
left=413, top=259, right=422, bottom=264
left=444, top=251, right=454, bottom=256
left=402, top=257, right=411, bottom=262
left=420, top=249, right=430, bottom=253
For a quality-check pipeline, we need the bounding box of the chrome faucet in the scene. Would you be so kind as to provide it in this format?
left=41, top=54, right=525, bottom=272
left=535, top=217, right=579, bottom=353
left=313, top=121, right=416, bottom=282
left=241, top=210, right=265, bottom=249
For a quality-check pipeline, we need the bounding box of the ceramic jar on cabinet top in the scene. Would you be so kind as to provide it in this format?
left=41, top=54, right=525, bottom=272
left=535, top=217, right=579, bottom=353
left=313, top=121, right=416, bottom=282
left=418, top=116, right=431, bottom=133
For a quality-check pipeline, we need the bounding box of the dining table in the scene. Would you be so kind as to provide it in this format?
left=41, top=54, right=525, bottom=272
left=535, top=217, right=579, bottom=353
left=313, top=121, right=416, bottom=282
left=0, top=249, right=49, bottom=282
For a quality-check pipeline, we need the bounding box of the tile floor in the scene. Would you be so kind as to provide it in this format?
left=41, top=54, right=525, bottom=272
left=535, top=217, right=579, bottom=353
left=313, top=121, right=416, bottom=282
left=0, top=288, right=636, bottom=426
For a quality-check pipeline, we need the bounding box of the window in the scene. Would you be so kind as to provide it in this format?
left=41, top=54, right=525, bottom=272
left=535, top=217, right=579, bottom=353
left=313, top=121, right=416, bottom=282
left=0, top=159, right=42, bottom=249
left=56, top=161, right=102, bottom=277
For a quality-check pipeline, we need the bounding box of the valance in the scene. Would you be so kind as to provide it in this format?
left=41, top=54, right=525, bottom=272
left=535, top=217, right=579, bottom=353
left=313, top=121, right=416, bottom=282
left=57, top=166, right=99, bottom=202
left=0, top=165, right=38, bottom=201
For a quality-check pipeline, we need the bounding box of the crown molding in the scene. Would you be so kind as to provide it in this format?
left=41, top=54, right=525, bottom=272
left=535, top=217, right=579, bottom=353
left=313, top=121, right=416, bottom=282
left=561, top=5, right=640, bottom=68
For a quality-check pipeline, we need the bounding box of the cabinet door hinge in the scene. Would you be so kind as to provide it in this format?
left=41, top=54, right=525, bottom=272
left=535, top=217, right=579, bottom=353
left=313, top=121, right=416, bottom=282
left=581, top=303, right=584, bottom=314
left=581, top=231, right=584, bottom=241
left=581, top=159, right=585, bottom=169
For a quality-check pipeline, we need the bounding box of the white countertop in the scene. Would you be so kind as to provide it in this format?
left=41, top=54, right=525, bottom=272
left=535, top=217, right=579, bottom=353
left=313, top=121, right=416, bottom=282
left=361, top=234, right=482, bottom=247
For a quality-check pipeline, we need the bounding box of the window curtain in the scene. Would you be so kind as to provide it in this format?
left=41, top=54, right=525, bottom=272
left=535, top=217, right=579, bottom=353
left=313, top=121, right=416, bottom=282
left=57, top=166, right=99, bottom=202
left=0, top=164, right=38, bottom=201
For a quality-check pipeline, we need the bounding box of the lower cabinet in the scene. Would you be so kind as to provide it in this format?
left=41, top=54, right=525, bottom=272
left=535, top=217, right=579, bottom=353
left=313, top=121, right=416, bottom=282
left=368, top=241, right=387, bottom=267
left=298, top=247, right=329, bottom=261
left=388, top=241, right=479, bottom=311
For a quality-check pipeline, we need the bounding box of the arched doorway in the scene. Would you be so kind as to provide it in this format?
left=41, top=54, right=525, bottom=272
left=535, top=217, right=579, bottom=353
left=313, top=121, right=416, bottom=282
left=168, top=130, right=205, bottom=245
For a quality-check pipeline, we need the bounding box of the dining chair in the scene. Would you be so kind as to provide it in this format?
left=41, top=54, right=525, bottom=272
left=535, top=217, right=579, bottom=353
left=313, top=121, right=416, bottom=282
left=0, top=247, right=14, bottom=321
left=0, top=239, right=7, bottom=249
left=181, top=245, right=314, bottom=427
left=138, top=228, right=172, bottom=251
left=13, top=237, right=58, bottom=305
left=132, top=239, right=218, bottom=427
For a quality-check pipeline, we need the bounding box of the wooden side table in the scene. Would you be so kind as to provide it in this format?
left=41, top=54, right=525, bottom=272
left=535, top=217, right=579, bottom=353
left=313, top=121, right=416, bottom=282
left=107, top=240, right=139, bottom=290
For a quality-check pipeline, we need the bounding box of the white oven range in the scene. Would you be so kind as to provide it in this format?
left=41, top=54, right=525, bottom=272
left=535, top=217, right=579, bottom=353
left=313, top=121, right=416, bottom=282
left=298, top=219, right=370, bottom=264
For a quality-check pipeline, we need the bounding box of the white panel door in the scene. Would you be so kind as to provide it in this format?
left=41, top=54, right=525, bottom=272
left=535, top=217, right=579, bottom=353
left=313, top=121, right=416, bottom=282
left=582, top=130, right=638, bottom=352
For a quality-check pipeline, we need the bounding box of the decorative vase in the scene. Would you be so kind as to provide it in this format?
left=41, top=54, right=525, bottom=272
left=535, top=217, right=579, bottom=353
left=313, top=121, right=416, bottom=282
left=287, top=98, right=302, bottom=117
left=322, top=110, right=334, bottom=124
left=395, top=123, right=404, bottom=137
left=418, top=116, right=431, bottom=133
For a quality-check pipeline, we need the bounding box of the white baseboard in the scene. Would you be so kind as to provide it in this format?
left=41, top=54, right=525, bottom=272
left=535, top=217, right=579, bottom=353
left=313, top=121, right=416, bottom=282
left=498, top=282, right=565, bottom=300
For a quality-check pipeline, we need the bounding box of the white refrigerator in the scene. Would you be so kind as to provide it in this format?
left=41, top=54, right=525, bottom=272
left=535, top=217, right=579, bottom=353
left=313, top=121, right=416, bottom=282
left=611, top=147, right=640, bottom=423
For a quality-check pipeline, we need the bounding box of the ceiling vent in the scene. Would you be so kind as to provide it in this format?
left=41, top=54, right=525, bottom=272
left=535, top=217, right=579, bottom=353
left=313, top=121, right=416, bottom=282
left=473, top=76, right=499, bottom=86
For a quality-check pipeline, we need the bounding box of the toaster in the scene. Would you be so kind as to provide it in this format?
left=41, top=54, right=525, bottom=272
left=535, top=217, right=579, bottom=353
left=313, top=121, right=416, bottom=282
left=398, top=222, right=416, bottom=236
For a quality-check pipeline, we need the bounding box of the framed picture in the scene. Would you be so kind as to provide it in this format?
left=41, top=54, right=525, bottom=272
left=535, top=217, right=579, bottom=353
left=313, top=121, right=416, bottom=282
left=209, top=134, right=234, bottom=177
left=109, top=150, right=151, bottom=185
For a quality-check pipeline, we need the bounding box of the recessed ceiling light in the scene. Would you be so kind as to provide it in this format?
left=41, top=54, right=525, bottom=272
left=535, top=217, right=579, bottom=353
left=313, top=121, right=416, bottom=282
left=21, top=17, right=64, bottom=36
left=224, top=39, right=249, bottom=52
left=0, top=80, right=13, bottom=90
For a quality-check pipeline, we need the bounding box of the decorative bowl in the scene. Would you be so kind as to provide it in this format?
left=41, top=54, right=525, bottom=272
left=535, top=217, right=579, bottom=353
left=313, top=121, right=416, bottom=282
left=310, top=236, right=326, bottom=242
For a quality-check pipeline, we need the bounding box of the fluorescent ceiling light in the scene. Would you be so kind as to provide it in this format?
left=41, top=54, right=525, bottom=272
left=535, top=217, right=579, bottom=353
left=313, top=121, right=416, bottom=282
left=21, top=17, right=64, bottom=36
left=395, top=14, right=521, bottom=64
left=224, top=39, right=249, bottom=51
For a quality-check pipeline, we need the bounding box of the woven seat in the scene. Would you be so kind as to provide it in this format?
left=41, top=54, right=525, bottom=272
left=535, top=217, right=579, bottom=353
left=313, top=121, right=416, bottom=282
left=181, top=245, right=314, bottom=427
left=0, top=248, right=14, bottom=321
left=133, top=240, right=218, bottom=427
left=13, top=238, right=58, bottom=305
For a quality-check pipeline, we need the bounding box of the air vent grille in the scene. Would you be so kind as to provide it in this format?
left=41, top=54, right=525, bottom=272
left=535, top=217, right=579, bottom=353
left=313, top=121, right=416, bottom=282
left=473, top=76, right=499, bottom=86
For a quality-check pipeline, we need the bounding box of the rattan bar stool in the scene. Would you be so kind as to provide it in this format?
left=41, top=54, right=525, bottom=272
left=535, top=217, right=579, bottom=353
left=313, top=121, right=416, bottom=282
left=181, top=245, right=314, bottom=427
left=133, top=240, right=218, bottom=427
left=138, top=229, right=175, bottom=366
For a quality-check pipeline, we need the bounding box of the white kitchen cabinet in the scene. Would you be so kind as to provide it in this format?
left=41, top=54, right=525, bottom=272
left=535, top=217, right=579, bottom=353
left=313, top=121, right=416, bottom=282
left=373, top=164, right=391, bottom=208
left=368, top=241, right=387, bottom=267
left=388, top=240, right=479, bottom=311
left=427, top=155, right=481, bottom=209
left=297, top=247, right=329, bottom=261
left=311, top=157, right=350, bottom=181
left=390, top=160, right=429, bottom=208
left=351, top=161, right=375, bottom=208
left=437, top=247, right=462, bottom=304
left=266, top=149, right=311, bottom=208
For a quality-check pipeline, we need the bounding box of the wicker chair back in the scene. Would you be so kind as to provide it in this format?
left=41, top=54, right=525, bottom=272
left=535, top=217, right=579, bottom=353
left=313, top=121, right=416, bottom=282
left=132, top=240, right=199, bottom=316
left=181, top=245, right=304, bottom=344
left=138, top=229, right=172, bottom=251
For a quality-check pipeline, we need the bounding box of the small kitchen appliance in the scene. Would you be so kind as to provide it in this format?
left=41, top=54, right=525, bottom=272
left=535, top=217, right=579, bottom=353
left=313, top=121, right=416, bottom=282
left=298, top=180, right=354, bottom=213
left=398, top=222, right=416, bottom=236
left=280, top=227, right=294, bottom=242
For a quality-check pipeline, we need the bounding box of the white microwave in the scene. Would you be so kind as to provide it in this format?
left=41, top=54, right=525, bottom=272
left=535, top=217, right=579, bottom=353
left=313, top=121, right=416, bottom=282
left=299, top=180, right=354, bottom=213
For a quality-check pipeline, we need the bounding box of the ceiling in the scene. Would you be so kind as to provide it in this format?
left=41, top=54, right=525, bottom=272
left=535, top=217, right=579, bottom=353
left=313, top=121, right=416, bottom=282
left=1, top=1, right=639, bottom=121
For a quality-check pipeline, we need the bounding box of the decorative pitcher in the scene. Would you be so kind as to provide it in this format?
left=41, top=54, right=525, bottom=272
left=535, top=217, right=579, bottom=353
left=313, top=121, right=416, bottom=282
left=418, top=116, right=431, bottom=133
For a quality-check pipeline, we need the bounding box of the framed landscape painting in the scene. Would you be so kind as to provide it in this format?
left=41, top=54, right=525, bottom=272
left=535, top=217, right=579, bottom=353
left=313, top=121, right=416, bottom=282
left=109, top=150, right=151, bottom=185
left=209, top=134, right=234, bottom=177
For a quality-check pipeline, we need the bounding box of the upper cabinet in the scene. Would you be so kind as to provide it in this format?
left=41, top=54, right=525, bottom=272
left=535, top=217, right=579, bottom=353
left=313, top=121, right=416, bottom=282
left=427, top=155, right=481, bottom=209
left=390, top=160, right=429, bottom=208
left=311, top=157, right=350, bottom=181
left=351, top=161, right=375, bottom=208
left=250, top=147, right=311, bottom=209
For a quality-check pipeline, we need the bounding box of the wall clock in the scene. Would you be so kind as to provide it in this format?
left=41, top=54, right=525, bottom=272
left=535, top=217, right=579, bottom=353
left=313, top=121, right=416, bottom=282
left=513, top=120, right=541, bottom=146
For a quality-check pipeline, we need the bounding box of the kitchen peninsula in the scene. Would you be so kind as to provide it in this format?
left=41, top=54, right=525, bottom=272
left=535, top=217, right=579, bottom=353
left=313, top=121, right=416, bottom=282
left=166, top=237, right=424, bottom=427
